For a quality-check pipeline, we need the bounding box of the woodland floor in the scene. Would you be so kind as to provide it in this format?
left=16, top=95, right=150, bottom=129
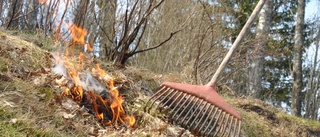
left=0, top=29, right=320, bottom=137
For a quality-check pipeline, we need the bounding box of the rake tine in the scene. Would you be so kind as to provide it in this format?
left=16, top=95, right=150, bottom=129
left=236, top=119, right=242, bottom=137
left=163, top=91, right=183, bottom=112
left=225, top=116, right=235, bottom=137
left=220, top=113, right=231, bottom=136
left=155, top=88, right=175, bottom=111
left=231, top=118, right=241, bottom=137
left=146, top=86, right=242, bottom=136
left=201, top=108, right=221, bottom=136
left=198, top=106, right=218, bottom=136
left=170, top=94, right=192, bottom=123
left=174, top=96, right=196, bottom=123
left=170, top=92, right=188, bottom=113
left=192, top=102, right=213, bottom=134
left=179, top=97, right=200, bottom=126
left=150, top=87, right=170, bottom=105
left=204, top=109, right=223, bottom=136
left=211, top=111, right=226, bottom=137
left=186, top=99, right=206, bottom=127
left=144, top=86, right=167, bottom=112
left=158, top=89, right=180, bottom=112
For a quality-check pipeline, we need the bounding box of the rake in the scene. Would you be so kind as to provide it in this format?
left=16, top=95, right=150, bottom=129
left=144, top=0, right=266, bottom=136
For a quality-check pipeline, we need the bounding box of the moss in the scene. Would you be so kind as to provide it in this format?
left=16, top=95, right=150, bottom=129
left=11, top=78, right=33, bottom=91
left=0, top=61, right=8, bottom=73
left=241, top=110, right=271, bottom=137
left=276, top=112, right=320, bottom=128
left=0, top=109, right=57, bottom=137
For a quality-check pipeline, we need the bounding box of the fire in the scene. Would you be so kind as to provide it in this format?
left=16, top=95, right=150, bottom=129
left=68, top=25, right=93, bottom=52
left=38, top=0, right=48, bottom=4
left=53, top=21, right=135, bottom=128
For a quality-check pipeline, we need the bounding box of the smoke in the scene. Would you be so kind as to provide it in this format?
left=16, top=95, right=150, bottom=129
left=52, top=52, right=107, bottom=98
left=79, top=72, right=107, bottom=97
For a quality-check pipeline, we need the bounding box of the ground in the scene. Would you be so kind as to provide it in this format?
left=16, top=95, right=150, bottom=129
left=0, top=29, right=319, bottom=137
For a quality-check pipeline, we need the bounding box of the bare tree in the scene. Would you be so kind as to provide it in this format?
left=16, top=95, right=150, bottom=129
left=105, top=0, right=185, bottom=65
left=291, top=0, right=305, bottom=117
left=305, top=33, right=319, bottom=119
left=5, top=0, right=23, bottom=29
left=248, top=0, right=273, bottom=98
left=25, top=0, right=39, bottom=30
left=73, top=0, right=89, bottom=28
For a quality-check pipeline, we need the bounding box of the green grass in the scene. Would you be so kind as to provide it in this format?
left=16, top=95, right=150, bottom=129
left=0, top=109, right=60, bottom=137
left=277, top=112, right=320, bottom=127
left=38, top=87, right=54, bottom=102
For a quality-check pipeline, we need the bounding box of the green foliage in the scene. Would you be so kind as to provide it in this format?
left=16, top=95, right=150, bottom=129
left=38, top=88, right=54, bottom=101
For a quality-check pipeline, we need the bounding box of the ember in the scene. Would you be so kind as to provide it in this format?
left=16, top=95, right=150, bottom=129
left=52, top=21, right=135, bottom=128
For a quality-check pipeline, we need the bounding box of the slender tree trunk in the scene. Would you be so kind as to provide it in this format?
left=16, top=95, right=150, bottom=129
left=74, top=0, right=89, bottom=28
left=28, top=0, right=39, bottom=30
left=0, top=0, right=3, bottom=24
left=5, top=0, right=16, bottom=28
left=304, top=31, right=319, bottom=119
left=315, top=70, right=320, bottom=120
left=8, top=0, right=23, bottom=29
left=97, top=0, right=116, bottom=60
left=249, top=0, right=272, bottom=98
left=291, top=0, right=305, bottom=117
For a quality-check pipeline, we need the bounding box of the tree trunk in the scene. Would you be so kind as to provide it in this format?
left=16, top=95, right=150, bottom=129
left=0, top=0, right=3, bottom=23
left=27, top=0, right=39, bottom=30
left=8, top=0, right=23, bottom=29
left=291, top=0, right=305, bottom=117
left=5, top=0, right=16, bottom=28
left=249, top=0, right=272, bottom=98
left=96, top=0, right=116, bottom=60
left=74, top=0, right=89, bottom=28
left=304, top=31, right=319, bottom=119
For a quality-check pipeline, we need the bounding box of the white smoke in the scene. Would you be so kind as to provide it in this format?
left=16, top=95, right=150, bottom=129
left=52, top=52, right=107, bottom=97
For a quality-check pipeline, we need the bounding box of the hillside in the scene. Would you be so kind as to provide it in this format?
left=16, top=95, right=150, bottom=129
left=0, top=30, right=320, bottom=137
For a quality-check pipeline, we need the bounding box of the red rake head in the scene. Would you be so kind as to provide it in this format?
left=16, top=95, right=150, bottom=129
left=145, top=82, right=242, bottom=136
left=163, top=82, right=241, bottom=120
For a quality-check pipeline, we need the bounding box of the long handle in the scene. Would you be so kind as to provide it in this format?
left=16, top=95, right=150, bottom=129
left=209, top=0, right=266, bottom=85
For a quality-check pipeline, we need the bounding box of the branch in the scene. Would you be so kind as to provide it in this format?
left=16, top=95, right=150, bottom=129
left=132, top=29, right=181, bottom=54
left=93, top=11, right=113, bottom=44
left=133, top=20, right=147, bottom=52
left=119, top=0, right=166, bottom=54
left=131, top=6, right=195, bottom=55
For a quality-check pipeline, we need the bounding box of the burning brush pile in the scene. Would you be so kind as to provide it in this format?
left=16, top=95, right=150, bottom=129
left=51, top=25, right=135, bottom=129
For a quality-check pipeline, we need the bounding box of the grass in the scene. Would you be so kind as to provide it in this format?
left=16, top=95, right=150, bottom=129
left=37, top=87, right=54, bottom=102
left=0, top=108, right=60, bottom=137
left=277, top=112, right=320, bottom=127
left=0, top=28, right=320, bottom=137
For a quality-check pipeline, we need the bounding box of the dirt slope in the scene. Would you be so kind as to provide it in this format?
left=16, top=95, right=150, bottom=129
left=0, top=30, right=319, bottom=137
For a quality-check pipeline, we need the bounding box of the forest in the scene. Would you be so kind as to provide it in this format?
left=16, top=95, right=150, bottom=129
left=0, top=0, right=320, bottom=136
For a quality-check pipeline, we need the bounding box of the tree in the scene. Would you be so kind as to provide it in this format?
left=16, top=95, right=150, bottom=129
left=249, top=0, right=273, bottom=98
left=291, top=0, right=305, bottom=117
left=109, top=0, right=177, bottom=65
left=5, top=0, right=23, bottom=29
left=305, top=30, right=319, bottom=119
left=25, top=0, right=39, bottom=30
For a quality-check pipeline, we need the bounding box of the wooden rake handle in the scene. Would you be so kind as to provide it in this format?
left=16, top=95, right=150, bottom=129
left=209, top=0, right=266, bottom=85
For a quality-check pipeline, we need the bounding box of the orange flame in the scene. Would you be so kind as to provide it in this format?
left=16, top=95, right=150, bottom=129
left=68, top=25, right=93, bottom=52
left=69, top=25, right=87, bottom=45
left=38, top=0, right=48, bottom=4
left=56, top=23, right=135, bottom=128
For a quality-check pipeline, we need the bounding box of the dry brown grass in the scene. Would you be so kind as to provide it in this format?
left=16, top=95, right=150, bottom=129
left=0, top=29, right=319, bottom=137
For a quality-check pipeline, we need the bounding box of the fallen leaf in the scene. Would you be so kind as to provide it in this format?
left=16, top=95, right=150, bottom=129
left=10, top=118, right=18, bottom=124
left=59, top=112, right=76, bottom=119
